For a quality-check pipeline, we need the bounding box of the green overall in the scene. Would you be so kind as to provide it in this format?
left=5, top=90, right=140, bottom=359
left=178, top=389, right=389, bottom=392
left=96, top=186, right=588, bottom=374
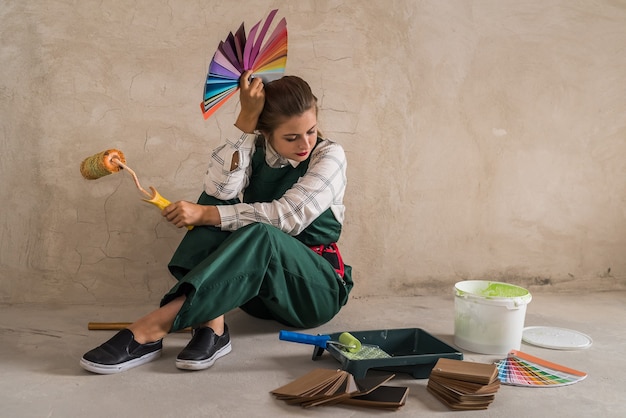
left=161, top=139, right=353, bottom=331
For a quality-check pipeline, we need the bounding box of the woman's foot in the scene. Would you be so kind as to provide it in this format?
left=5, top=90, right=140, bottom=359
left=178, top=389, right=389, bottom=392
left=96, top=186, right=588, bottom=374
left=80, top=329, right=163, bottom=374
left=175, top=324, right=231, bottom=371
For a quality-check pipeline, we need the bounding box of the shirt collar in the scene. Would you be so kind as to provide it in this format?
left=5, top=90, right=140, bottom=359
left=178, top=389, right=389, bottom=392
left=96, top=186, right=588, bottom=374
left=264, top=139, right=301, bottom=168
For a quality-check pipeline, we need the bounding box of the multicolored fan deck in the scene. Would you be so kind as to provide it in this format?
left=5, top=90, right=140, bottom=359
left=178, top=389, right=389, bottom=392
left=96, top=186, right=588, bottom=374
left=201, top=9, right=288, bottom=119
left=495, top=350, right=587, bottom=387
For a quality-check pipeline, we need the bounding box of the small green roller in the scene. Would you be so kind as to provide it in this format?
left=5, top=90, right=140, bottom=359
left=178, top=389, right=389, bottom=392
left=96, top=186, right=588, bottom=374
left=338, top=332, right=362, bottom=353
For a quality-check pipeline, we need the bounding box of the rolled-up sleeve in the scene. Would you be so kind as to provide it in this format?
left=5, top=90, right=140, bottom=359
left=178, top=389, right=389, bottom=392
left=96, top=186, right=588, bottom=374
left=203, top=126, right=256, bottom=200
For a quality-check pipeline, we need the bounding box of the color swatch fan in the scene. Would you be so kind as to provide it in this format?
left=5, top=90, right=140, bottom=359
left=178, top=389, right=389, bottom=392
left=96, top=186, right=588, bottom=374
left=495, top=350, right=587, bottom=387
left=201, top=9, right=287, bottom=119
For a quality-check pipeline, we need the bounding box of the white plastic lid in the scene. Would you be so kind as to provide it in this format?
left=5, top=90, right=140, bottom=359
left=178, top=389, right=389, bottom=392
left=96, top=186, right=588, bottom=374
left=522, top=326, right=593, bottom=350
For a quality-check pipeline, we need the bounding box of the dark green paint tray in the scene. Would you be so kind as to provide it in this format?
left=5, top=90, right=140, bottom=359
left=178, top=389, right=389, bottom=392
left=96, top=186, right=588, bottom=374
left=312, top=328, right=463, bottom=379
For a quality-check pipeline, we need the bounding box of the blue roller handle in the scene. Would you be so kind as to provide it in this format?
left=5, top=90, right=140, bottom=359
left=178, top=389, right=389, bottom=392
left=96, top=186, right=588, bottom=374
left=279, top=330, right=331, bottom=348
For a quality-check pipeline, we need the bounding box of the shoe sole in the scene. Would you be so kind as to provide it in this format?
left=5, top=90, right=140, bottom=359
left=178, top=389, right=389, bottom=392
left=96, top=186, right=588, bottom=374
left=175, top=342, right=232, bottom=371
left=79, top=349, right=162, bottom=374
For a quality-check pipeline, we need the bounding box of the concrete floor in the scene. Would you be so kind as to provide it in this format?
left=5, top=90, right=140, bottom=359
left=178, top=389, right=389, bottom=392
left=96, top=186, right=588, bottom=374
left=1, top=291, right=624, bottom=418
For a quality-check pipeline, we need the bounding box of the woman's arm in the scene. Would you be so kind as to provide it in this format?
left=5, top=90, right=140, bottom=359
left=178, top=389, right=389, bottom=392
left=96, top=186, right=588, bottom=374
left=204, top=71, right=265, bottom=200
left=216, top=139, right=348, bottom=235
left=162, top=71, right=265, bottom=228
left=203, top=130, right=255, bottom=200
left=235, top=71, right=265, bottom=133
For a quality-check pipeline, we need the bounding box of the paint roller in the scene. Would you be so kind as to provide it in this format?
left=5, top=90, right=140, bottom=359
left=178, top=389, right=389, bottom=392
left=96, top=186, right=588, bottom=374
left=279, top=330, right=392, bottom=360
left=279, top=330, right=363, bottom=353
left=79, top=149, right=192, bottom=229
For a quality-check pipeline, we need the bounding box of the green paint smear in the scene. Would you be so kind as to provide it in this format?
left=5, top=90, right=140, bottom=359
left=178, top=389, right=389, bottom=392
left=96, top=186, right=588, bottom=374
left=457, top=282, right=530, bottom=298
left=480, top=282, right=529, bottom=298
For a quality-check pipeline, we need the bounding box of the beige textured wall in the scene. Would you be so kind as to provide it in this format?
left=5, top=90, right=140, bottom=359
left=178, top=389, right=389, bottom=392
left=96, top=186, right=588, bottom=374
left=1, top=0, right=625, bottom=304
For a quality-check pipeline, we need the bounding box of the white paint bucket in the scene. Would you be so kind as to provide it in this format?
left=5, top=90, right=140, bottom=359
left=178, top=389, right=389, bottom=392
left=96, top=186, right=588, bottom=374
left=454, top=280, right=532, bottom=355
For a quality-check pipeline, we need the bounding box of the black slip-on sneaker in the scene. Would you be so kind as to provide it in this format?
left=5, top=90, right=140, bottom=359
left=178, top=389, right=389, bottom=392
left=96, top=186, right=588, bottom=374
left=176, top=324, right=232, bottom=370
left=80, top=329, right=162, bottom=374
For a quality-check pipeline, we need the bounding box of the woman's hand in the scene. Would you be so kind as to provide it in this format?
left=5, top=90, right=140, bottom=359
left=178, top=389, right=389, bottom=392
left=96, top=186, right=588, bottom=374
left=235, top=70, right=265, bottom=133
left=162, top=201, right=220, bottom=228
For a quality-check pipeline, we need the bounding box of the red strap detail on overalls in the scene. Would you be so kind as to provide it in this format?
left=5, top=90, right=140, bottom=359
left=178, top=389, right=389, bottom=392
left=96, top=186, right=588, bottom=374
left=308, top=243, right=345, bottom=278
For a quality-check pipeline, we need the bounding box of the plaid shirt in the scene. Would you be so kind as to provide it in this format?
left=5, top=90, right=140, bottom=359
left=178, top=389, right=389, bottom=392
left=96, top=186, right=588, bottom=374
left=204, top=126, right=347, bottom=236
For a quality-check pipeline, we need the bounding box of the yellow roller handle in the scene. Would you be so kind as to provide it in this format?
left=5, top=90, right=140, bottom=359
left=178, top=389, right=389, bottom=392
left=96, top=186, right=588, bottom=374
left=143, top=186, right=193, bottom=230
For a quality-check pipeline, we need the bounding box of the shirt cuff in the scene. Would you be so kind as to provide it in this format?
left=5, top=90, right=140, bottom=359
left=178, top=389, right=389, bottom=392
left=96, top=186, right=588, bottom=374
left=215, top=204, right=237, bottom=231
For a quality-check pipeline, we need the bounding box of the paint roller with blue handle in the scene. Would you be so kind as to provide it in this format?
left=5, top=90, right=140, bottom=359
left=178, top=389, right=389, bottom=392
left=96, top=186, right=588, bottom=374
left=279, top=330, right=362, bottom=353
